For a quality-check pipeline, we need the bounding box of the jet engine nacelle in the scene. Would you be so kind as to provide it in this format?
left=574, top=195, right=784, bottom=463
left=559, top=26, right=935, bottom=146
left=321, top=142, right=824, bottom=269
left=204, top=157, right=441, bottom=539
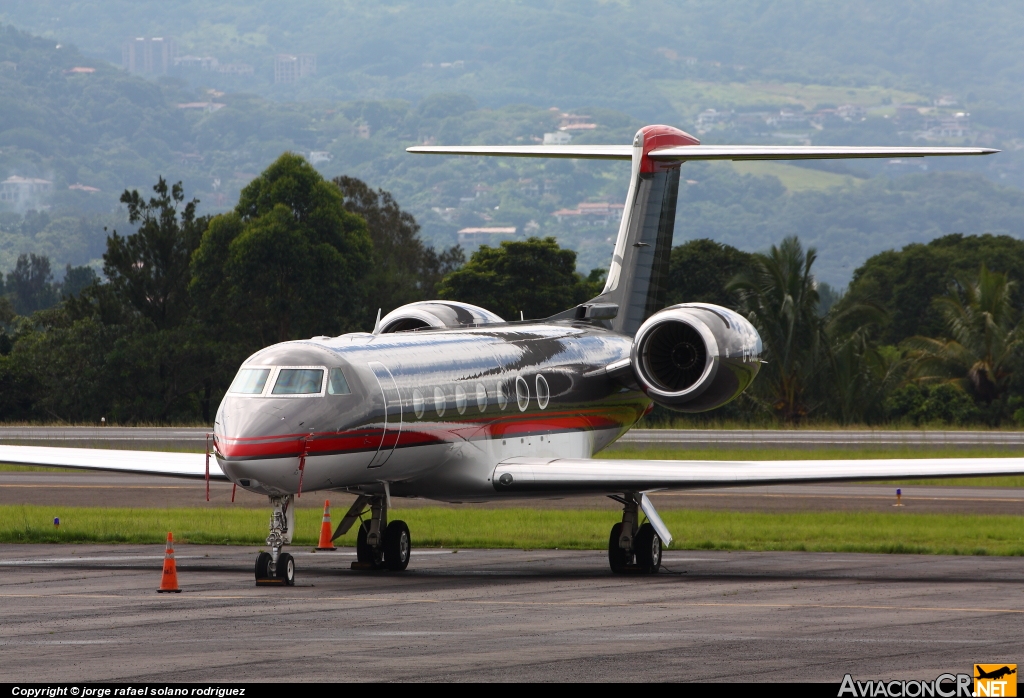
left=630, top=303, right=762, bottom=412
left=376, top=301, right=505, bottom=334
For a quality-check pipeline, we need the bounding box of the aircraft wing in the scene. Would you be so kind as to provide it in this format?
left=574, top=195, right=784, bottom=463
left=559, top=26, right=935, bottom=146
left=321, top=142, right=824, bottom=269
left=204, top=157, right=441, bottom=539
left=492, top=456, right=1024, bottom=493
left=408, top=144, right=997, bottom=161
left=0, top=445, right=225, bottom=480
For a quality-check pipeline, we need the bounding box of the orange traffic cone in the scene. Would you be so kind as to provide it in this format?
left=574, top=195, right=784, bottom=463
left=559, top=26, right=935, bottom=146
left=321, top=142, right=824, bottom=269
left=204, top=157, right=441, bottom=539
left=157, top=532, right=182, bottom=593
left=316, top=500, right=337, bottom=551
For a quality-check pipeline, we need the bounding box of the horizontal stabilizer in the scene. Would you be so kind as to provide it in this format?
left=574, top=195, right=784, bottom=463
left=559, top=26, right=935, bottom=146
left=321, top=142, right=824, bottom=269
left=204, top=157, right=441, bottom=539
left=406, top=144, right=633, bottom=159
left=0, top=445, right=224, bottom=480
left=408, top=144, right=997, bottom=161
left=649, top=145, right=998, bottom=161
left=493, top=456, right=1024, bottom=494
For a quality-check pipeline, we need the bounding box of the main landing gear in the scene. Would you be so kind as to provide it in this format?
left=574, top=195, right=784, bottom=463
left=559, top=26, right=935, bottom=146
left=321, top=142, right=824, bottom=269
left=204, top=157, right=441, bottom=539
left=607, top=493, right=663, bottom=574
left=255, top=495, right=296, bottom=586
left=340, top=493, right=411, bottom=571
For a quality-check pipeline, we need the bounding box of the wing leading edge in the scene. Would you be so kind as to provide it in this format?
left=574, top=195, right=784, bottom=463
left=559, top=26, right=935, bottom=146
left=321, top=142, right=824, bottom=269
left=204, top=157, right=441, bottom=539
left=0, top=445, right=223, bottom=480
left=407, top=144, right=998, bottom=161
left=492, top=456, right=1024, bottom=494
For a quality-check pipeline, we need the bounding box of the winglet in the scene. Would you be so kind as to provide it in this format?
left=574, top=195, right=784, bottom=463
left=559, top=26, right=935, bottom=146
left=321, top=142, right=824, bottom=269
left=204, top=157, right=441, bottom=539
left=372, top=308, right=381, bottom=335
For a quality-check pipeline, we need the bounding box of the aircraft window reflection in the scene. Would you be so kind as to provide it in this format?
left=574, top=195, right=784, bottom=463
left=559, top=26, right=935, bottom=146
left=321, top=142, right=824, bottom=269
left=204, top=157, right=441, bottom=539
left=475, top=383, right=487, bottom=412
left=516, top=376, right=530, bottom=411
left=434, top=387, right=446, bottom=417
left=455, top=385, right=467, bottom=415
left=229, top=368, right=271, bottom=395
left=536, top=374, right=550, bottom=409
left=327, top=368, right=351, bottom=395
left=497, top=381, right=509, bottom=410
left=412, top=389, right=425, bottom=418
left=272, top=368, right=324, bottom=395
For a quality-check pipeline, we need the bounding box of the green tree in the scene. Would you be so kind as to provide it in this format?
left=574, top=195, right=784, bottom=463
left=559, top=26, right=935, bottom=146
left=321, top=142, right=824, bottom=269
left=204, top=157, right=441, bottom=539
left=104, top=178, right=208, bottom=330
left=728, top=236, right=827, bottom=422
left=191, top=153, right=373, bottom=345
left=844, top=234, right=1024, bottom=345
left=437, top=237, right=600, bottom=320
left=903, top=264, right=1024, bottom=405
left=6, top=253, right=58, bottom=315
left=665, top=239, right=755, bottom=309
left=332, top=175, right=463, bottom=321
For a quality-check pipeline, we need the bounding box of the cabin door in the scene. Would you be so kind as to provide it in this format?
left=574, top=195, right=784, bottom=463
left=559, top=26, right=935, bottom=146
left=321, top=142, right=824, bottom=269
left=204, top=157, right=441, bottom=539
left=367, top=361, right=402, bottom=468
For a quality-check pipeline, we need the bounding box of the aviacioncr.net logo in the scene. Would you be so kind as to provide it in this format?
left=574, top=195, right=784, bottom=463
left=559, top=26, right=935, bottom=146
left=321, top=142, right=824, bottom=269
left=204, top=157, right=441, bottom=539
left=839, top=673, right=973, bottom=697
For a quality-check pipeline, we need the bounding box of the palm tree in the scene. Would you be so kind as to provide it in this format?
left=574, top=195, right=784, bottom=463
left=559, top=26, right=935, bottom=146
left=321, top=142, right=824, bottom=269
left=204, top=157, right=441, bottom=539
left=728, top=236, right=827, bottom=422
left=903, top=264, right=1023, bottom=404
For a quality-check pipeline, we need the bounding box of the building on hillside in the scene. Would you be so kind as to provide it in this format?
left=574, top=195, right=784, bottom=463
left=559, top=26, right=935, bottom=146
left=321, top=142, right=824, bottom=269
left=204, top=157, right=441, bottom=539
left=123, top=37, right=176, bottom=74
left=216, top=62, right=254, bottom=75
left=543, top=131, right=572, bottom=145
left=552, top=201, right=624, bottom=227
left=68, top=183, right=101, bottom=192
left=174, top=55, right=219, bottom=71
left=275, top=54, right=316, bottom=84
left=176, top=102, right=226, bottom=113
left=457, top=227, right=518, bottom=246
left=0, top=176, right=53, bottom=208
left=309, top=151, right=332, bottom=165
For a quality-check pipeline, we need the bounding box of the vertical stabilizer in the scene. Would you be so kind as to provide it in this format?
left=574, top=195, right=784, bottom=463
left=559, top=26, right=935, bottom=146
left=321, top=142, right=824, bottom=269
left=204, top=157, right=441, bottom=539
left=585, top=125, right=696, bottom=336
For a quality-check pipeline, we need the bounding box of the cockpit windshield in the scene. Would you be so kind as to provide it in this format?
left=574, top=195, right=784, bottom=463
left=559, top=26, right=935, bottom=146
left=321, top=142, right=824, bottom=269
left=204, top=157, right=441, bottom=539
left=228, top=368, right=271, bottom=394
left=272, top=368, right=325, bottom=395
left=327, top=367, right=351, bottom=395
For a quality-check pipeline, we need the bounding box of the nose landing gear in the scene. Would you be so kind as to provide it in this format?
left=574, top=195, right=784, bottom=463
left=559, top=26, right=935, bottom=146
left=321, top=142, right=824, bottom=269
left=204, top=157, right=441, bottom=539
left=256, top=495, right=296, bottom=586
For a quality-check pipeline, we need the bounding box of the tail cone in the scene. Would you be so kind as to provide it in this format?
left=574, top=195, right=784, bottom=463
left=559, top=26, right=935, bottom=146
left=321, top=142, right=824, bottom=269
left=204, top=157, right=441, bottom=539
left=316, top=500, right=337, bottom=551
left=157, top=531, right=182, bottom=593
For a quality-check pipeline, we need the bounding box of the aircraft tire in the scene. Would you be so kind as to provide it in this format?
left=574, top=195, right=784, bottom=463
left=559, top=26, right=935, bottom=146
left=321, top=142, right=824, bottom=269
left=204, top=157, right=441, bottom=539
left=356, top=521, right=374, bottom=563
left=276, top=552, right=295, bottom=586
left=634, top=523, right=661, bottom=573
left=383, top=520, right=411, bottom=571
left=255, top=551, right=272, bottom=581
left=608, top=523, right=629, bottom=573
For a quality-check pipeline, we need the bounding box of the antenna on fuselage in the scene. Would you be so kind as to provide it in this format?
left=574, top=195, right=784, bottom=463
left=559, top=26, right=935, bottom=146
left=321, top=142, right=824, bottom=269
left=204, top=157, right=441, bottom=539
left=372, top=308, right=381, bottom=335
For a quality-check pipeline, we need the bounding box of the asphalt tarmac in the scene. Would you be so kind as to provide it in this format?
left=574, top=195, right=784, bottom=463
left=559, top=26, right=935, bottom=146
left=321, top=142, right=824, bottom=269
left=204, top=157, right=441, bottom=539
left=0, top=544, right=1021, bottom=682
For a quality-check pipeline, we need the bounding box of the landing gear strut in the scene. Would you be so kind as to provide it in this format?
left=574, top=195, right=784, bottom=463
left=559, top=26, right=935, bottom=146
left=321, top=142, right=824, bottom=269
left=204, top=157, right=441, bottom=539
left=607, top=492, right=662, bottom=574
left=341, top=492, right=411, bottom=571
left=255, top=495, right=296, bottom=586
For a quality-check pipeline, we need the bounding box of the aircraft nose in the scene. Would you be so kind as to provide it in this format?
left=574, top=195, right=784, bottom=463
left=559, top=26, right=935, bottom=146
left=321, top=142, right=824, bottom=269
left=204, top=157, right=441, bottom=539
left=215, top=397, right=320, bottom=460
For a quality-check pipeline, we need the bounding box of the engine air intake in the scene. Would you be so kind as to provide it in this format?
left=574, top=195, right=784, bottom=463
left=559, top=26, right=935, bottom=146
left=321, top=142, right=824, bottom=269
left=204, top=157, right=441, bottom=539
left=643, top=321, right=708, bottom=392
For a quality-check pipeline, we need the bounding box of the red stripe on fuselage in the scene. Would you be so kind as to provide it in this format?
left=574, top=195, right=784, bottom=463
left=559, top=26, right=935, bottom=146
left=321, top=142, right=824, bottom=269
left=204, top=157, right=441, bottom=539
left=215, top=410, right=635, bottom=460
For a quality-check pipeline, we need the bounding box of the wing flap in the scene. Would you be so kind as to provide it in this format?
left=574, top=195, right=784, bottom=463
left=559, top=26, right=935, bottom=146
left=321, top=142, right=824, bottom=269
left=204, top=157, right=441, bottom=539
left=492, top=456, right=1024, bottom=494
left=0, top=445, right=224, bottom=480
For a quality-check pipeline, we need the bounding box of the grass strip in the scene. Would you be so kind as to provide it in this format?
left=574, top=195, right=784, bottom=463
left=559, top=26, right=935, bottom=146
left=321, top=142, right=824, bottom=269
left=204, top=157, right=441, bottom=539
left=3, top=505, right=1022, bottom=555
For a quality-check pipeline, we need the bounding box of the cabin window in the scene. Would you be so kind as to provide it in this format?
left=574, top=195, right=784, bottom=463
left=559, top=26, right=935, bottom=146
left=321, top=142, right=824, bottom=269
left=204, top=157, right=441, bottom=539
left=327, top=367, right=351, bottom=395
left=433, top=386, right=446, bottom=417
left=455, top=385, right=467, bottom=415
left=516, top=376, right=530, bottom=411
left=536, top=374, right=550, bottom=410
left=497, top=381, right=509, bottom=410
left=475, top=383, right=487, bottom=412
left=412, top=389, right=425, bottom=419
left=272, top=368, right=324, bottom=395
left=228, top=368, right=271, bottom=395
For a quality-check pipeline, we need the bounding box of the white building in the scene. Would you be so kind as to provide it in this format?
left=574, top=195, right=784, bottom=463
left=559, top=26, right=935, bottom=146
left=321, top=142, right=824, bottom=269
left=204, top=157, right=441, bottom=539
left=0, top=176, right=53, bottom=207
left=543, top=131, right=572, bottom=145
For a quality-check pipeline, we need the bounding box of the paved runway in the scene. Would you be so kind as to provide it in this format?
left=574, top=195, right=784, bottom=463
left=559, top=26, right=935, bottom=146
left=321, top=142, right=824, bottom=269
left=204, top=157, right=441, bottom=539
left=0, top=544, right=1020, bottom=682
left=4, top=426, right=1024, bottom=449
left=2, top=470, right=1022, bottom=513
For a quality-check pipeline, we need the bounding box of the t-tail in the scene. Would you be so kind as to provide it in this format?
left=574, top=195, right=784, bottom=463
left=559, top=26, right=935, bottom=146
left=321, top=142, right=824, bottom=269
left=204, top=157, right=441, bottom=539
left=407, top=128, right=997, bottom=336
